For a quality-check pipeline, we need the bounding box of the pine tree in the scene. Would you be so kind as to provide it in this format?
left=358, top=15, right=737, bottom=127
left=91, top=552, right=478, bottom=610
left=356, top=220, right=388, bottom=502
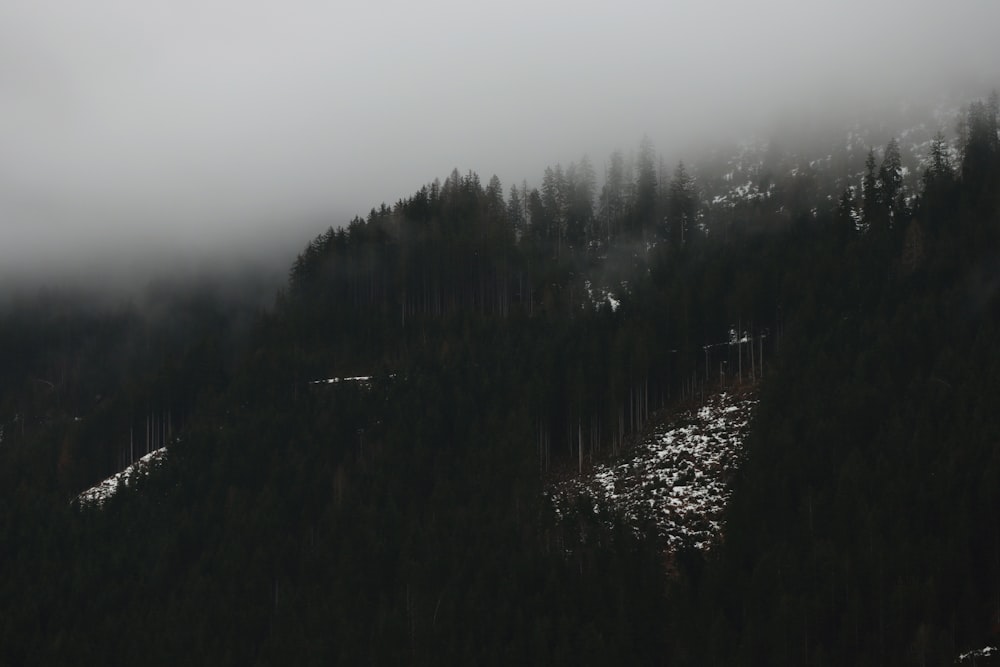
left=962, top=99, right=998, bottom=188
left=566, top=155, right=596, bottom=249
left=836, top=186, right=858, bottom=241
left=527, top=187, right=548, bottom=249
left=925, top=132, right=953, bottom=183
left=878, top=138, right=904, bottom=228
left=541, top=165, right=567, bottom=257
left=862, top=148, right=881, bottom=231
left=599, top=151, right=626, bottom=245
left=635, top=136, right=658, bottom=240
left=507, top=185, right=526, bottom=240
left=484, top=175, right=506, bottom=230
left=667, top=161, right=696, bottom=246
left=922, top=131, right=955, bottom=216
left=987, top=89, right=999, bottom=150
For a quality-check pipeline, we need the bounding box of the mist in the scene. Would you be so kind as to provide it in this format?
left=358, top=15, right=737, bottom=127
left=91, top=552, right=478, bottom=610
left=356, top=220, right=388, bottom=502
left=3, top=0, right=999, bottom=289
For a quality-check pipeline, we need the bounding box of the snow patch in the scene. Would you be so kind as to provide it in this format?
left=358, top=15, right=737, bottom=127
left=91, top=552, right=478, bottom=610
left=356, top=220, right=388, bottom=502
left=76, top=447, right=167, bottom=507
left=958, top=646, right=997, bottom=663
left=548, top=389, right=758, bottom=552
left=310, top=376, right=373, bottom=385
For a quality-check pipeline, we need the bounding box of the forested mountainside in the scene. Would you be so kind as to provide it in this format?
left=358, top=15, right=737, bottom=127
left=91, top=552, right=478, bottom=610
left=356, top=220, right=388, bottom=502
left=1, top=95, right=999, bottom=665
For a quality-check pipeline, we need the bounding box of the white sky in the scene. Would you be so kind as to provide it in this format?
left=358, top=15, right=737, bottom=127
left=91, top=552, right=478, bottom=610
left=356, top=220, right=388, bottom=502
left=2, top=0, right=999, bottom=282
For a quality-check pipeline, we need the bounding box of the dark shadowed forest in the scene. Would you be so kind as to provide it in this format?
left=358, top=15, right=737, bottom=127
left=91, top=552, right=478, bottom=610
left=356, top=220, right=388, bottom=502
left=2, top=95, right=1000, bottom=665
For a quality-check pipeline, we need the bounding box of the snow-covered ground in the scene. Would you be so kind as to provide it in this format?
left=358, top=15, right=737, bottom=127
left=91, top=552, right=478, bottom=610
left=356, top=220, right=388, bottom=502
left=584, top=279, right=622, bottom=312
left=76, top=447, right=167, bottom=507
left=548, top=388, right=758, bottom=551
left=958, top=646, right=998, bottom=663
left=310, top=376, right=373, bottom=385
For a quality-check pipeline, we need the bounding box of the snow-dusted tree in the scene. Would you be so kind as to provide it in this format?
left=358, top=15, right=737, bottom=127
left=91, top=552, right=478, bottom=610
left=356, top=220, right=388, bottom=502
left=922, top=131, right=955, bottom=197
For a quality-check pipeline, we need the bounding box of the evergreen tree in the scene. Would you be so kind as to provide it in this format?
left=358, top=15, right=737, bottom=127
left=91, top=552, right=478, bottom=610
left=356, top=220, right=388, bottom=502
left=862, top=148, right=881, bottom=231
left=878, top=137, right=904, bottom=227
left=541, top=164, right=567, bottom=257
left=598, top=151, right=627, bottom=245
left=961, top=98, right=999, bottom=197
left=988, top=89, right=999, bottom=150
left=924, top=131, right=954, bottom=186
left=836, top=186, right=858, bottom=241
left=565, top=155, right=596, bottom=249
left=635, top=135, right=659, bottom=240
left=527, top=187, right=548, bottom=249
left=485, top=174, right=505, bottom=219
left=667, top=161, right=696, bottom=246
left=507, top=184, right=526, bottom=240
left=922, top=132, right=956, bottom=231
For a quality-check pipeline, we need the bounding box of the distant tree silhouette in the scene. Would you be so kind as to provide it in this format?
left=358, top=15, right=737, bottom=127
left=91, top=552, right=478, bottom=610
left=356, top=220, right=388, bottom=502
left=667, top=161, right=696, bottom=246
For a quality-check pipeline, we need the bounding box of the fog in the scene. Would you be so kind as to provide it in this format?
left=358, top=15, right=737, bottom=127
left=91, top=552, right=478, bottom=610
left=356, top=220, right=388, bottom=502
left=3, top=0, right=999, bottom=288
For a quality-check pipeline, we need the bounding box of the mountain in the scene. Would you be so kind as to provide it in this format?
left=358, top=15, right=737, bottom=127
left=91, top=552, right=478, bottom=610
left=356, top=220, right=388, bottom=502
left=0, top=92, right=998, bottom=664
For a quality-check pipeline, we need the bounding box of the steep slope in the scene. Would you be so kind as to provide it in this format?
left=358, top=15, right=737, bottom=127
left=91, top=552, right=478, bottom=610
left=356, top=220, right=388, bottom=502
left=76, top=447, right=167, bottom=507
left=0, top=92, right=998, bottom=666
left=550, top=387, right=757, bottom=552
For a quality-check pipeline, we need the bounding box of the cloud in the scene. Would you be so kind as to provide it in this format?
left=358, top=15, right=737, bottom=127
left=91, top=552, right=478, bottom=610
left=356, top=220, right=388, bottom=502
left=2, top=0, right=999, bottom=286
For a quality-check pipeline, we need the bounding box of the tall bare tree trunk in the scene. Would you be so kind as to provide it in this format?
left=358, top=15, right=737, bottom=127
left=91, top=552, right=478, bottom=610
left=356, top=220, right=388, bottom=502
left=578, top=420, right=583, bottom=474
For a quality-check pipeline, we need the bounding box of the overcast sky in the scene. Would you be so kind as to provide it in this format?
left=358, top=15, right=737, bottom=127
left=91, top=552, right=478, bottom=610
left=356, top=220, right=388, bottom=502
left=2, top=0, right=1000, bottom=284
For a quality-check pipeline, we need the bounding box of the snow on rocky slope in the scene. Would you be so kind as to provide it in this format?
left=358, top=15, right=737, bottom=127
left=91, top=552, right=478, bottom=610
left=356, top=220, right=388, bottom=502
left=76, top=447, right=167, bottom=507
left=548, top=388, right=758, bottom=551
left=700, top=102, right=964, bottom=221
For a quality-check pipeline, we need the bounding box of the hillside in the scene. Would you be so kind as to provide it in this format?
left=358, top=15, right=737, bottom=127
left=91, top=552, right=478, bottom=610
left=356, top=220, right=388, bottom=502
left=0, top=93, right=998, bottom=664
left=549, top=387, right=758, bottom=552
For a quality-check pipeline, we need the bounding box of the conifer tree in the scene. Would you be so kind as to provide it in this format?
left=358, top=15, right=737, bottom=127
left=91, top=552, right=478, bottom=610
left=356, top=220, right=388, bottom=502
left=862, top=148, right=881, bottom=231
left=879, top=138, right=904, bottom=226
left=507, top=184, right=526, bottom=240
left=566, top=155, right=596, bottom=248
left=635, top=136, right=658, bottom=239
left=599, top=151, right=627, bottom=245
left=836, top=186, right=858, bottom=241
left=667, top=161, right=696, bottom=246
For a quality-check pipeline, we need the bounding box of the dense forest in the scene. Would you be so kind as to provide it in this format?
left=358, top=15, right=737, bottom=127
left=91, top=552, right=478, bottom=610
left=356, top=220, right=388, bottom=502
left=1, top=93, right=999, bottom=664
